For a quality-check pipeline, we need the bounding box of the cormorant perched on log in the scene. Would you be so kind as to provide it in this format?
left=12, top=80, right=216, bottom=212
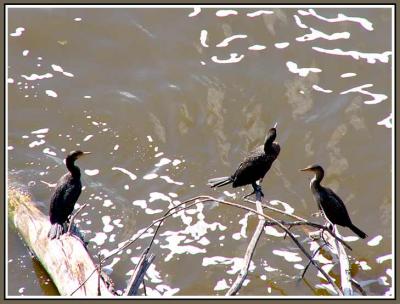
left=300, top=164, right=367, bottom=239
left=48, top=150, right=91, bottom=239
left=208, top=123, right=280, bottom=197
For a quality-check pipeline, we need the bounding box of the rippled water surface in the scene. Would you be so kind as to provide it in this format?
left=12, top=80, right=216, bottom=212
left=7, top=6, right=393, bottom=296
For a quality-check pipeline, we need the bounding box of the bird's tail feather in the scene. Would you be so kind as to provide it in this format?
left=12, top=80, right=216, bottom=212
left=48, top=223, right=64, bottom=240
left=207, top=176, right=233, bottom=188
left=348, top=223, right=367, bottom=239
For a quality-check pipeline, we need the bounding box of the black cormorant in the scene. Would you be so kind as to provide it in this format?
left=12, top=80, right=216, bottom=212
left=300, top=164, right=367, bottom=239
left=48, top=150, right=91, bottom=239
left=208, top=124, right=280, bottom=197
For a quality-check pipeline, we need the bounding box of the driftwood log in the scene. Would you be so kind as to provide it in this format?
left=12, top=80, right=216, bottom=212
left=7, top=185, right=114, bottom=296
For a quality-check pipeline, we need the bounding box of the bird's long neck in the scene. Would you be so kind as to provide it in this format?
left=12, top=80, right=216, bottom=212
left=66, top=157, right=80, bottom=178
left=264, top=135, right=275, bottom=153
left=310, top=170, right=324, bottom=191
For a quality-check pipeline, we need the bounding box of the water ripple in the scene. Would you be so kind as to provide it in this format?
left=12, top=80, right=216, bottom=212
left=188, top=7, right=201, bottom=17
left=298, top=8, right=374, bottom=31
left=296, top=27, right=350, bottom=42
left=247, top=10, right=274, bottom=17
left=340, top=84, right=387, bottom=104
left=216, top=10, right=238, bottom=17
left=211, top=53, right=244, bottom=64
left=216, top=34, right=247, bottom=47
left=286, top=61, right=322, bottom=77
left=312, top=47, right=392, bottom=64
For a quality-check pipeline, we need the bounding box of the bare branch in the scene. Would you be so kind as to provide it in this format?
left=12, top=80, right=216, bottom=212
left=227, top=191, right=265, bottom=295
left=124, top=247, right=156, bottom=296
left=332, top=227, right=353, bottom=295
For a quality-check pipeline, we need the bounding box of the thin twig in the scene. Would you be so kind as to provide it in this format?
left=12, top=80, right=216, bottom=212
left=143, top=280, right=147, bottom=296
left=70, top=268, right=98, bottom=296
left=301, top=243, right=329, bottom=279
left=67, top=203, right=88, bottom=234
left=97, top=254, right=102, bottom=296
left=350, top=279, right=367, bottom=296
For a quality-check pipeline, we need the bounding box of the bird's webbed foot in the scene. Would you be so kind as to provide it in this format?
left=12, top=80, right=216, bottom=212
left=55, top=225, right=63, bottom=239
left=243, top=183, right=264, bottom=199
left=48, top=223, right=64, bottom=240
left=253, top=183, right=264, bottom=199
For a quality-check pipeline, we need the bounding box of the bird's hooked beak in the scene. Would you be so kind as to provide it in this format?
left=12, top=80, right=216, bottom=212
left=299, top=166, right=314, bottom=172
left=79, top=151, right=92, bottom=158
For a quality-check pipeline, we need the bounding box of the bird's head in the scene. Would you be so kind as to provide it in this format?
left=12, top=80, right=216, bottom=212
left=299, top=164, right=324, bottom=174
left=265, top=122, right=277, bottom=145
left=67, top=150, right=91, bottom=162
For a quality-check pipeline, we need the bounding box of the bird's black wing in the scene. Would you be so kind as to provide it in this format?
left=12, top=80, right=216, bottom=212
left=320, top=187, right=352, bottom=226
left=49, top=179, right=70, bottom=223
left=233, top=147, right=264, bottom=175
left=231, top=146, right=276, bottom=187
left=49, top=174, right=81, bottom=224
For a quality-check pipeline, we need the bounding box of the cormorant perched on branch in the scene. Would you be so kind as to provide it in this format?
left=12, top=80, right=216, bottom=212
left=208, top=123, right=280, bottom=197
left=48, top=150, right=91, bottom=240
left=300, top=164, right=367, bottom=239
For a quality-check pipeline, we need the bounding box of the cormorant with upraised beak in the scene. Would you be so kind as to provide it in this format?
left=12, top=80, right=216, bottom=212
left=208, top=123, right=280, bottom=198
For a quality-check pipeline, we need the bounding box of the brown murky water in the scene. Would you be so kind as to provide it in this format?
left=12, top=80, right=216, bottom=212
left=7, top=6, right=393, bottom=297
